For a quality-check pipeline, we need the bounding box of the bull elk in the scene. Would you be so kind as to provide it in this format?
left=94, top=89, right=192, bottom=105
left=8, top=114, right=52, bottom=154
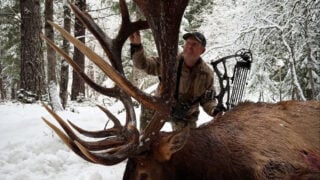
left=41, top=1, right=320, bottom=179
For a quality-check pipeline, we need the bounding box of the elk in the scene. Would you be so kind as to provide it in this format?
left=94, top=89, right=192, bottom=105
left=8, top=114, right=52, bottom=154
left=41, top=1, right=320, bottom=179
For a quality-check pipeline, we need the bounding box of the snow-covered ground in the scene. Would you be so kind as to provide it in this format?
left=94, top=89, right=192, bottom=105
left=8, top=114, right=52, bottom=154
left=0, top=101, right=212, bottom=180
left=0, top=102, right=126, bottom=180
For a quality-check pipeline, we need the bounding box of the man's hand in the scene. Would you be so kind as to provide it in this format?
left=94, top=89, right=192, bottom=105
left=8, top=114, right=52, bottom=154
left=129, top=31, right=142, bottom=58
left=129, top=31, right=141, bottom=45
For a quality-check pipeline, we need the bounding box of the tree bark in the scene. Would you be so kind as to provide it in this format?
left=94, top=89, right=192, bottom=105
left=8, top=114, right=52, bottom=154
left=71, top=0, right=86, bottom=101
left=59, top=1, right=72, bottom=108
left=0, top=49, right=5, bottom=100
left=0, top=60, right=5, bottom=100
left=45, top=0, right=56, bottom=84
left=45, top=0, right=63, bottom=111
left=303, top=9, right=315, bottom=100
left=20, top=0, right=46, bottom=99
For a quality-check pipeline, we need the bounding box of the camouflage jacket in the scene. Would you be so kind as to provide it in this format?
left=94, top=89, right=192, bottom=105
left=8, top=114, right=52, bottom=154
left=133, top=48, right=217, bottom=122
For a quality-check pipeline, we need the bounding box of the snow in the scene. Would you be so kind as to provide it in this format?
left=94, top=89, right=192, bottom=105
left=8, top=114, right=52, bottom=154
left=0, top=101, right=213, bottom=179
left=0, top=102, right=126, bottom=180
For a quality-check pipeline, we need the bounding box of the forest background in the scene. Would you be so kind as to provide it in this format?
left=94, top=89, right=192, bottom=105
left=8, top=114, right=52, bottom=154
left=0, top=0, right=319, bottom=107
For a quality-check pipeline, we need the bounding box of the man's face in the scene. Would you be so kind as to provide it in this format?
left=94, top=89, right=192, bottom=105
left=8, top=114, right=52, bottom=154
left=183, top=37, right=205, bottom=60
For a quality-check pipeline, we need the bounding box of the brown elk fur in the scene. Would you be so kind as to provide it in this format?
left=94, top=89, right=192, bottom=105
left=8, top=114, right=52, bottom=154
left=124, top=101, right=320, bottom=180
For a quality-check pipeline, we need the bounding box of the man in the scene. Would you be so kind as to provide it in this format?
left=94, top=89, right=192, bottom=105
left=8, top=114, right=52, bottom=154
left=130, top=31, right=217, bottom=131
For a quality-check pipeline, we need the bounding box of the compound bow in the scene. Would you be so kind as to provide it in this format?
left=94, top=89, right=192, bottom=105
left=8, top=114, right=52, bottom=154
left=210, top=49, right=253, bottom=112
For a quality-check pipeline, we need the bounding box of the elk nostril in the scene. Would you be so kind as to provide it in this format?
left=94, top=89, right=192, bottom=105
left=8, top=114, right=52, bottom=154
left=140, top=173, right=148, bottom=180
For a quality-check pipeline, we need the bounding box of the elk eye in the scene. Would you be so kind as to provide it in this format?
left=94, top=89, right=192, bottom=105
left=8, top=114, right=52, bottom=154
left=140, top=173, right=148, bottom=180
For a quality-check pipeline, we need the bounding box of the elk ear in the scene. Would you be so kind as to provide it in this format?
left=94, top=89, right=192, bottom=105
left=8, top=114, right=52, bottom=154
left=158, top=127, right=190, bottom=161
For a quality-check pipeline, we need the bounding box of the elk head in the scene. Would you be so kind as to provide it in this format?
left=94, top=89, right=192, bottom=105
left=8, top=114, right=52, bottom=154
left=41, top=0, right=189, bottom=172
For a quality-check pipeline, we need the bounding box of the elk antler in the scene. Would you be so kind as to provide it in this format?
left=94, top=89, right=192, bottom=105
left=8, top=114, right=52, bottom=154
left=42, top=0, right=189, bottom=165
left=42, top=102, right=139, bottom=165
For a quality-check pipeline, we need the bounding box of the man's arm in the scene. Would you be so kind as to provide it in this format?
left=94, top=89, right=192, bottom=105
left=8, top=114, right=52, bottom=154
left=200, top=66, right=218, bottom=117
left=130, top=31, right=161, bottom=76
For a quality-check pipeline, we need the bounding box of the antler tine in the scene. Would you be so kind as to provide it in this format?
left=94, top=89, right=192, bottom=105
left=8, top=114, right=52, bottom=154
left=42, top=117, right=95, bottom=163
left=68, top=2, right=118, bottom=70
left=41, top=34, right=119, bottom=98
left=42, top=32, right=136, bottom=132
left=47, top=20, right=169, bottom=114
left=68, top=1, right=148, bottom=73
left=45, top=117, right=125, bottom=152
left=96, top=104, right=122, bottom=128
left=68, top=0, right=150, bottom=129
left=43, top=103, right=140, bottom=164
left=74, top=141, right=124, bottom=165
left=67, top=120, right=120, bottom=138
left=138, top=112, right=168, bottom=151
left=120, top=93, right=138, bottom=127
left=116, top=0, right=149, bottom=45
left=43, top=102, right=129, bottom=150
left=74, top=124, right=139, bottom=165
left=119, top=0, right=130, bottom=24
left=42, top=102, right=86, bottom=143
left=42, top=30, right=137, bottom=130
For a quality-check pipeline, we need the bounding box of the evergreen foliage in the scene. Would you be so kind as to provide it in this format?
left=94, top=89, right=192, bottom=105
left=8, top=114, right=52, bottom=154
left=243, top=0, right=320, bottom=101
left=200, top=0, right=320, bottom=102
left=0, top=0, right=318, bottom=102
left=183, top=0, right=214, bottom=31
left=0, top=1, right=20, bottom=99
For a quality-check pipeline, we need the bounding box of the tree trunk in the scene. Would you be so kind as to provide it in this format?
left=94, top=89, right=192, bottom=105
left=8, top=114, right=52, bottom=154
left=20, top=0, right=46, bottom=99
left=59, top=1, right=72, bottom=109
left=45, top=0, right=56, bottom=84
left=0, top=49, right=5, bottom=100
left=11, top=84, right=16, bottom=100
left=85, top=62, right=97, bottom=99
left=48, top=81, right=63, bottom=111
left=304, top=9, right=315, bottom=100
left=280, top=32, right=306, bottom=101
left=71, top=0, right=86, bottom=101
left=0, top=60, right=5, bottom=100
left=45, top=0, right=63, bottom=111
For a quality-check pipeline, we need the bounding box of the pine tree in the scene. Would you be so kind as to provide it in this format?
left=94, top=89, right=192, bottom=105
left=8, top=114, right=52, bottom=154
left=59, top=1, right=72, bottom=109
left=183, top=0, right=213, bottom=31
left=20, top=0, right=46, bottom=101
left=71, top=0, right=86, bottom=101
left=0, top=1, right=20, bottom=100
left=45, top=0, right=63, bottom=111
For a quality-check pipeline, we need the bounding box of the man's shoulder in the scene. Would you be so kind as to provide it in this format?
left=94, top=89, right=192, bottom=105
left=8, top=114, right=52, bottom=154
left=199, top=59, right=214, bottom=75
